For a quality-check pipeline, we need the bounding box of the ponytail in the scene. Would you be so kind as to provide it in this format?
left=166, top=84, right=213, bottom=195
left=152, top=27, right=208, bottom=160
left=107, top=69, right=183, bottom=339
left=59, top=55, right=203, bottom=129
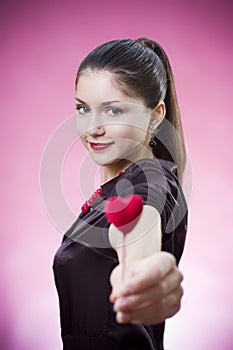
left=135, top=38, right=186, bottom=182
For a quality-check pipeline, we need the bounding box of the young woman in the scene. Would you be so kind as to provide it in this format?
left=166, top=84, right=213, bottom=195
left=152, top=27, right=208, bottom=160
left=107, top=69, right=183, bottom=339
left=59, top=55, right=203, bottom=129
left=53, top=38, right=188, bottom=350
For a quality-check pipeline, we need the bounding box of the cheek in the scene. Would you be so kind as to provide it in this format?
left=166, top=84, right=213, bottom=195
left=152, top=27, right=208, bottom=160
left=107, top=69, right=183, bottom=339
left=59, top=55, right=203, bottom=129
left=76, top=114, right=91, bottom=136
left=109, top=124, right=147, bottom=141
left=77, top=130, right=87, bottom=148
left=76, top=123, right=85, bottom=137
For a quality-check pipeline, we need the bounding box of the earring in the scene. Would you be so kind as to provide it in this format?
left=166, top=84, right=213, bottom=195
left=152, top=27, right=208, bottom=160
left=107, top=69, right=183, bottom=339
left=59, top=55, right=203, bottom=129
left=149, top=139, right=156, bottom=148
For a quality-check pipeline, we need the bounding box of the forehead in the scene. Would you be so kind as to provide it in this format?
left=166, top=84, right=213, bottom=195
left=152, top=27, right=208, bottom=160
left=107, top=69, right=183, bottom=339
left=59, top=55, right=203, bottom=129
left=75, top=70, right=140, bottom=105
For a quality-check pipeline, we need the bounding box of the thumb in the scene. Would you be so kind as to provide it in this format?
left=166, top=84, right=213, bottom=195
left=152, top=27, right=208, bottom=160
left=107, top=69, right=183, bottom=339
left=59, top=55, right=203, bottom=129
left=109, top=260, right=140, bottom=302
left=109, top=264, right=121, bottom=302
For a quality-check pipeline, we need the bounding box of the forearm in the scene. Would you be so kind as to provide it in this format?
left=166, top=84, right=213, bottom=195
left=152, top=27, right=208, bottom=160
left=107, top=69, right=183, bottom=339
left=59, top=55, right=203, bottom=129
left=109, top=205, right=162, bottom=263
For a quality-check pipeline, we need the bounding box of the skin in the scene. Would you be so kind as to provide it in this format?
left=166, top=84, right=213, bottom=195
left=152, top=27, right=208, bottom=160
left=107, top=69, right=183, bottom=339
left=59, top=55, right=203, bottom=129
left=110, top=252, right=184, bottom=325
left=76, top=70, right=184, bottom=325
left=75, top=70, right=165, bottom=184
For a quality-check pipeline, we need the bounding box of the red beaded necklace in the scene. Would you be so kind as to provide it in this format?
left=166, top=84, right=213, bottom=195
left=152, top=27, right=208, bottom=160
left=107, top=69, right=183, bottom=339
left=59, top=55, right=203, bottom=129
left=81, top=171, right=125, bottom=213
left=81, top=188, right=103, bottom=213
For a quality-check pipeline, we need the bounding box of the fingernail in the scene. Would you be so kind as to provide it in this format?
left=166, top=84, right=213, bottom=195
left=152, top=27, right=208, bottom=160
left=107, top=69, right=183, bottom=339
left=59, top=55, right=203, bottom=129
left=114, top=298, right=129, bottom=312
left=109, top=294, right=116, bottom=303
left=116, top=312, right=123, bottom=323
left=116, top=312, right=131, bottom=324
left=113, top=302, right=118, bottom=313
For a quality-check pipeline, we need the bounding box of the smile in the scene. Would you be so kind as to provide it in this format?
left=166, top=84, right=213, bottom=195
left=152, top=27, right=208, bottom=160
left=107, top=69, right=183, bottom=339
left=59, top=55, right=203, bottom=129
left=89, top=142, right=114, bottom=150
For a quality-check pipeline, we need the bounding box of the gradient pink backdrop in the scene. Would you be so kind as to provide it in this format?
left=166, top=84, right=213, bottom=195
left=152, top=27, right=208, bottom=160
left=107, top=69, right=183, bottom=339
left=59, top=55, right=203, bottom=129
left=1, top=0, right=233, bottom=349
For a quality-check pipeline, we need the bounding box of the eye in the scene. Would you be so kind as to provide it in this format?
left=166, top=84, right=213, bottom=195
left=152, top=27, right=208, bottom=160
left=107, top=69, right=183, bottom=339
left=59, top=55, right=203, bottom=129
left=75, top=105, right=91, bottom=115
left=106, top=107, right=123, bottom=116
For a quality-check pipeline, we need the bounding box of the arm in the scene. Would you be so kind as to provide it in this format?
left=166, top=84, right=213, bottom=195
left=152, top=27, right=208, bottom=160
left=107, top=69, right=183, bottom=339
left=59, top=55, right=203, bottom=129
left=108, top=205, right=162, bottom=262
left=109, top=206, right=184, bottom=325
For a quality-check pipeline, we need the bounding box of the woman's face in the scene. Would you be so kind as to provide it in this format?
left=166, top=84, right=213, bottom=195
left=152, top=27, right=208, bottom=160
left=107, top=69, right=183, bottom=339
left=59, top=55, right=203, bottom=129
left=75, top=70, right=154, bottom=167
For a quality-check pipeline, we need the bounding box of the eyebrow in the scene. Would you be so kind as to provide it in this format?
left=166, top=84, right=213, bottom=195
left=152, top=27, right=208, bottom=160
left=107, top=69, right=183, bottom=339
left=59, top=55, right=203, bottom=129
left=75, top=98, right=121, bottom=106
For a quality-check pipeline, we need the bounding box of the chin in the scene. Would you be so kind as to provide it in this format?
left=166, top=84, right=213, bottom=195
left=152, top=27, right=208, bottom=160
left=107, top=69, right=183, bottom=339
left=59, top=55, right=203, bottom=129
left=90, top=153, right=126, bottom=167
left=90, top=155, right=116, bottom=166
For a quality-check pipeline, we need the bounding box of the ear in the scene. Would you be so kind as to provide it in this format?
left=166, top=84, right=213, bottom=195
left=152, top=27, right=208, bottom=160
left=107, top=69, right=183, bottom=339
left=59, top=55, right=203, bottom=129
left=149, top=101, right=166, bottom=130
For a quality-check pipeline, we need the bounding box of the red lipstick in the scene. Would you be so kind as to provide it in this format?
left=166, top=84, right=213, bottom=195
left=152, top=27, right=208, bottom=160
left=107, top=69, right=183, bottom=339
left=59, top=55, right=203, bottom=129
left=89, top=142, right=114, bottom=150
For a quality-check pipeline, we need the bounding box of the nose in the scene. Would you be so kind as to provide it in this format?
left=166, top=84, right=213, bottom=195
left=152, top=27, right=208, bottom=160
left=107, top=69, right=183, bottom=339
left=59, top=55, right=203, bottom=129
left=87, top=124, right=105, bottom=137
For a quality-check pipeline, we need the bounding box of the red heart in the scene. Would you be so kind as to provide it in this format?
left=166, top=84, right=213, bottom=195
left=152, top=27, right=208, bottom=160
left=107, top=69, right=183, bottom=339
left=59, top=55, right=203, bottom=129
left=104, top=195, right=144, bottom=235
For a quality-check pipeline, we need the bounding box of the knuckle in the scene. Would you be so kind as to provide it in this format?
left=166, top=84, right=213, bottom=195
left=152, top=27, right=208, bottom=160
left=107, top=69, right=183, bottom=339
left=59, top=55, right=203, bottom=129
left=165, top=252, right=176, bottom=266
left=172, top=287, right=183, bottom=305
left=180, top=285, right=184, bottom=298
left=157, top=284, right=184, bottom=320
left=174, top=299, right=182, bottom=314
left=169, top=253, right=176, bottom=265
left=166, top=300, right=181, bottom=319
left=177, top=269, right=184, bottom=283
left=160, top=252, right=176, bottom=268
left=159, top=280, right=168, bottom=296
left=173, top=293, right=181, bottom=307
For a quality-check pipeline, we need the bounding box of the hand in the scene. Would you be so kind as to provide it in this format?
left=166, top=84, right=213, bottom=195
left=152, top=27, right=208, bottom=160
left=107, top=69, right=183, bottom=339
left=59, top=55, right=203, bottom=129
left=109, top=251, right=184, bottom=325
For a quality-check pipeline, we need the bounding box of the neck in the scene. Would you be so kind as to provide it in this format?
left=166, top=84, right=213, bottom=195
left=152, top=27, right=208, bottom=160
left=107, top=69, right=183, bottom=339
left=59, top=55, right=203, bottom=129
left=100, top=159, right=132, bottom=185
left=100, top=147, right=153, bottom=185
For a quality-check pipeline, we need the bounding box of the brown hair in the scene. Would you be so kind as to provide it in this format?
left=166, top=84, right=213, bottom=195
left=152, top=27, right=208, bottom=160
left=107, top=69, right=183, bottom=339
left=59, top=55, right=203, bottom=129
left=76, top=38, right=186, bottom=181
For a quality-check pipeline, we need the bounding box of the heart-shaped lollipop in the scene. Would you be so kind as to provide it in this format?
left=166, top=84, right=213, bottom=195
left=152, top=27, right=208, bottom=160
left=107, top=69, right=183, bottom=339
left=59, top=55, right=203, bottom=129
left=105, top=194, right=144, bottom=282
left=104, top=194, right=144, bottom=235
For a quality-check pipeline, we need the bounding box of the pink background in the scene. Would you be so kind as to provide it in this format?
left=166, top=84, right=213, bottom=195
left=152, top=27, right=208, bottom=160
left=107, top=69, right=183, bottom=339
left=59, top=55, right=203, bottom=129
left=1, top=0, right=233, bottom=349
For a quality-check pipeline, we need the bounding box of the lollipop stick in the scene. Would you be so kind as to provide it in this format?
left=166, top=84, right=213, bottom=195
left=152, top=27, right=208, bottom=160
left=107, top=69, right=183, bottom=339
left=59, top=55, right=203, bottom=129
left=104, top=194, right=144, bottom=282
left=122, top=236, right=126, bottom=282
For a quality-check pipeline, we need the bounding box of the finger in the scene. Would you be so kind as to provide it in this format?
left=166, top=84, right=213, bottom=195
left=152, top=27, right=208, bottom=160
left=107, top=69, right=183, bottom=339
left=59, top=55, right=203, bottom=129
left=110, top=252, right=179, bottom=301
left=114, top=267, right=183, bottom=313
left=109, top=264, right=124, bottom=301
left=116, top=285, right=184, bottom=325
left=130, top=286, right=184, bottom=324
left=109, top=260, right=140, bottom=301
left=120, top=252, right=177, bottom=296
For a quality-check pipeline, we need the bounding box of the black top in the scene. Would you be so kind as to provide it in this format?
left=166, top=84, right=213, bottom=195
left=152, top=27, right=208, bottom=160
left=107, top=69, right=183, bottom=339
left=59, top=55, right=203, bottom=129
left=53, top=158, right=188, bottom=350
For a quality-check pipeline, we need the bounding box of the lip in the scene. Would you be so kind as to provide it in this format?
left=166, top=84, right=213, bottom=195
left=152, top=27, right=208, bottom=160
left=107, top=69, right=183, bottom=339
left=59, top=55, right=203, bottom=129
left=89, top=142, right=114, bottom=150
